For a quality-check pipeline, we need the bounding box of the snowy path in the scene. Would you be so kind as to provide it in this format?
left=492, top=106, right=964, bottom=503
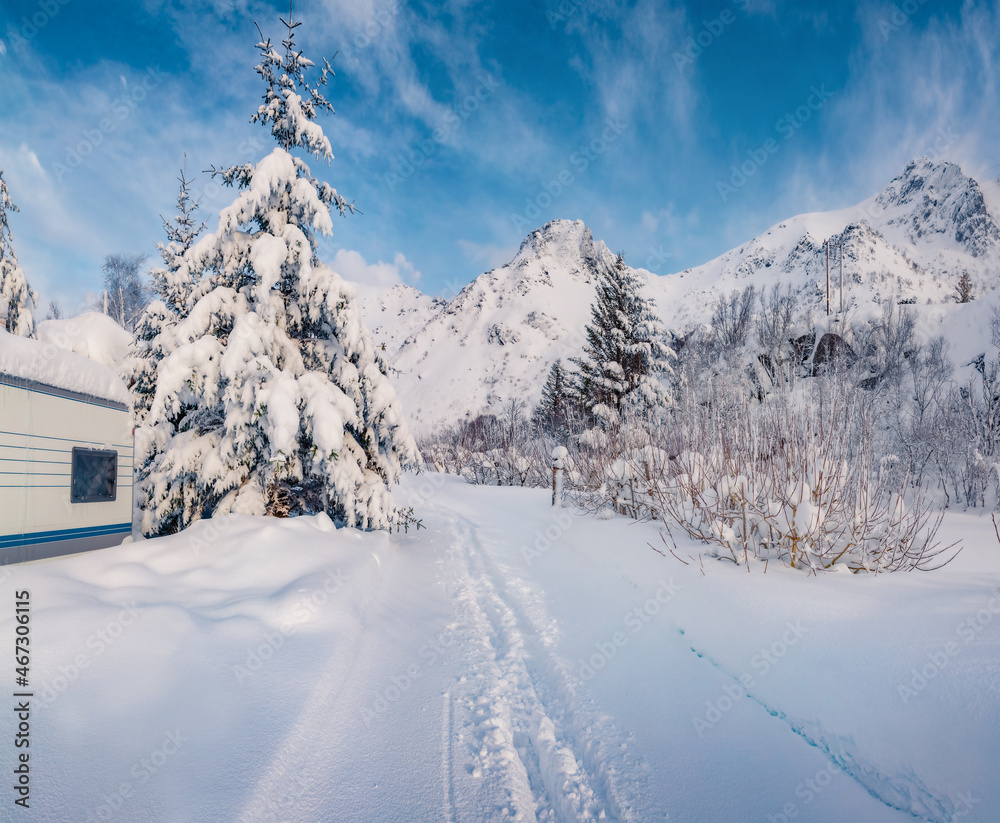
left=437, top=505, right=651, bottom=822
left=5, top=473, right=1000, bottom=821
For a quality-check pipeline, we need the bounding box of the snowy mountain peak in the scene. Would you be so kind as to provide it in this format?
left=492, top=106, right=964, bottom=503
left=644, top=157, right=1000, bottom=332
left=872, top=158, right=1000, bottom=257
left=356, top=159, right=1000, bottom=428
left=386, top=218, right=621, bottom=426
left=508, top=219, right=614, bottom=283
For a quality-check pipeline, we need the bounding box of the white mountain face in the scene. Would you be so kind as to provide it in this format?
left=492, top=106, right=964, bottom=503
left=351, top=283, right=446, bottom=361
left=354, top=158, right=1000, bottom=429
left=360, top=220, right=618, bottom=429
left=646, top=157, right=1000, bottom=330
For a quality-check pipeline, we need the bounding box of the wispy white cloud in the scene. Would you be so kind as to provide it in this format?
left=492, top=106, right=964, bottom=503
left=455, top=238, right=517, bottom=271
left=711, top=0, right=1000, bottom=261
left=566, top=0, right=695, bottom=133
left=331, top=247, right=421, bottom=288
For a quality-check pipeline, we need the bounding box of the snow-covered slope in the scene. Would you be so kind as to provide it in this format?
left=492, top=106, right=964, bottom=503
left=389, top=220, right=617, bottom=427
left=352, top=283, right=445, bottom=361
left=374, top=159, right=1000, bottom=428
left=646, top=158, right=1000, bottom=329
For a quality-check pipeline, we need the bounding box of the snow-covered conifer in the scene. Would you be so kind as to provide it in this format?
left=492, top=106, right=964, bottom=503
left=532, top=359, right=574, bottom=437
left=124, top=166, right=206, bottom=424
left=572, top=254, right=673, bottom=423
left=125, top=301, right=172, bottom=424
left=0, top=170, right=38, bottom=338
left=152, top=162, right=207, bottom=315
left=137, top=11, right=418, bottom=535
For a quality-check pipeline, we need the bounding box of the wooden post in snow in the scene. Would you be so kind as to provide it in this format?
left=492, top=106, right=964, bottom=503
left=551, top=446, right=568, bottom=507
left=839, top=242, right=844, bottom=315
left=825, top=241, right=830, bottom=317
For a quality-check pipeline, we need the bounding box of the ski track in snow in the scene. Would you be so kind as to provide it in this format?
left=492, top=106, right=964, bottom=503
left=437, top=505, right=654, bottom=822
left=443, top=689, right=457, bottom=823
left=678, top=629, right=957, bottom=823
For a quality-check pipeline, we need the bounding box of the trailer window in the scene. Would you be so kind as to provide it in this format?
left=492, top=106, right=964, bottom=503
left=71, top=448, right=118, bottom=503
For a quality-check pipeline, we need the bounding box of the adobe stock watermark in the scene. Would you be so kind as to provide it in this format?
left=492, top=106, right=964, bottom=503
left=716, top=84, right=833, bottom=202
left=765, top=759, right=844, bottom=823
left=520, top=509, right=573, bottom=566
left=38, top=601, right=143, bottom=705
left=83, top=729, right=187, bottom=823
left=546, top=0, right=587, bottom=30
left=340, top=2, right=400, bottom=65
left=190, top=134, right=268, bottom=211
left=383, top=73, right=503, bottom=192
left=768, top=779, right=977, bottom=823
left=692, top=620, right=809, bottom=736
left=896, top=586, right=1000, bottom=705
left=643, top=244, right=673, bottom=273
left=878, top=0, right=930, bottom=41
left=576, top=578, right=682, bottom=683
left=4, top=0, right=71, bottom=56
left=53, top=66, right=167, bottom=182
left=405, top=470, right=447, bottom=507
left=360, top=627, right=458, bottom=725
left=233, top=567, right=349, bottom=684
left=847, top=125, right=958, bottom=227
left=186, top=512, right=239, bottom=557
left=255, top=773, right=318, bottom=823
left=672, top=1, right=751, bottom=71
left=511, top=117, right=628, bottom=233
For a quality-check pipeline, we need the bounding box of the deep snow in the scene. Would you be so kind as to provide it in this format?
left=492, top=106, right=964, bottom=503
left=0, top=326, right=130, bottom=405
left=3, top=473, right=999, bottom=822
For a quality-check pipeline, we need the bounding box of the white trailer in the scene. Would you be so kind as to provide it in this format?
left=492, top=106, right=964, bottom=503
left=0, top=330, right=133, bottom=565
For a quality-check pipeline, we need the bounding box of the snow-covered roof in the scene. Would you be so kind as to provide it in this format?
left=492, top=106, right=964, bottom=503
left=0, top=329, right=131, bottom=408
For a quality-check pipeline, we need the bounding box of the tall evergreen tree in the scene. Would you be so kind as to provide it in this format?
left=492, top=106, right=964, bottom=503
left=125, top=165, right=207, bottom=424
left=572, top=253, right=673, bottom=423
left=0, top=170, right=37, bottom=338
left=532, top=359, right=574, bottom=436
left=153, top=162, right=207, bottom=315
left=136, top=10, right=418, bottom=535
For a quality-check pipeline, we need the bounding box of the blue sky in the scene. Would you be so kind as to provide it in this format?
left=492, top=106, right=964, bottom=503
left=0, top=0, right=998, bottom=311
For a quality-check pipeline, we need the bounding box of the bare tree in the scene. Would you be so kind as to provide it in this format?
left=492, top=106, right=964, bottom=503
left=754, top=283, right=797, bottom=386
left=99, top=253, right=149, bottom=330
left=711, top=285, right=756, bottom=353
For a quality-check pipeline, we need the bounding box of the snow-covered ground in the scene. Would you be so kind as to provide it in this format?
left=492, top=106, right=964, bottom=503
left=4, top=474, right=999, bottom=822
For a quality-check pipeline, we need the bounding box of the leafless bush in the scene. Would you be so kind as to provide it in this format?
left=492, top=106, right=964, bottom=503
left=712, top=285, right=756, bottom=352
left=419, top=409, right=561, bottom=489
left=644, top=376, right=956, bottom=572
left=570, top=421, right=666, bottom=520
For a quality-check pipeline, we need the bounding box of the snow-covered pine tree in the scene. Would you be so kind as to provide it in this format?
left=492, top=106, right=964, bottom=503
left=0, top=170, right=38, bottom=338
left=572, top=253, right=673, bottom=424
left=137, top=10, right=418, bottom=535
left=153, top=162, right=207, bottom=316
left=532, top=359, right=574, bottom=437
left=126, top=301, right=172, bottom=425
left=124, top=165, right=208, bottom=424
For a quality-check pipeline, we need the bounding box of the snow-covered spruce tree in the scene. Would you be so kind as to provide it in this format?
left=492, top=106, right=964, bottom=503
left=572, top=253, right=673, bottom=424
left=0, top=170, right=38, bottom=338
left=137, top=12, right=418, bottom=535
left=532, top=359, right=575, bottom=437
left=124, top=165, right=207, bottom=424
left=126, top=301, right=173, bottom=425
left=153, top=162, right=207, bottom=316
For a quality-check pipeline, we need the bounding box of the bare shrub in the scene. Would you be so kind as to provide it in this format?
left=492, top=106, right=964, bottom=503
left=645, top=376, right=956, bottom=572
